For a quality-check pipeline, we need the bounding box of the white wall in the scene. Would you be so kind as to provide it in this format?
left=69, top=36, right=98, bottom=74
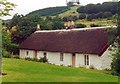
left=76, top=54, right=102, bottom=69
left=20, top=50, right=72, bottom=66
left=20, top=49, right=113, bottom=70
left=76, top=47, right=113, bottom=70
left=20, top=49, right=35, bottom=59
left=89, top=55, right=102, bottom=70
left=100, top=48, right=113, bottom=69
left=37, top=51, right=72, bottom=66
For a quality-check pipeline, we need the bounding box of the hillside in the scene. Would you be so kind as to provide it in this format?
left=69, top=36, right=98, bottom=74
left=2, top=58, right=118, bottom=82
left=58, top=6, right=80, bottom=17
left=27, top=6, right=70, bottom=16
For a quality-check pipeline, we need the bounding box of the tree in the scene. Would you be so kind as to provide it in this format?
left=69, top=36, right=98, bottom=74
left=0, top=0, right=16, bottom=16
left=79, top=14, right=86, bottom=19
left=52, top=21, right=65, bottom=30
left=111, top=1, right=120, bottom=76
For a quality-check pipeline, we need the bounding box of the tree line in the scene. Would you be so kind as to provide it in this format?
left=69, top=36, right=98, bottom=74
left=77, top=2, right=118, bottom=14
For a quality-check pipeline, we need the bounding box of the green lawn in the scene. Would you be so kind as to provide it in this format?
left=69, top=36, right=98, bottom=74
left=2, top=58, right=118, bottom=82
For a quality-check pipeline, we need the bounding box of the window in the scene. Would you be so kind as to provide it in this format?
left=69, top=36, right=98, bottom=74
left=60, top=53, right=64, bottom=61
left=43, top=52, right=47, bottom=57
left=26, top=51, right=29, bottom=55
left=84, top=55, right=89, bottom=65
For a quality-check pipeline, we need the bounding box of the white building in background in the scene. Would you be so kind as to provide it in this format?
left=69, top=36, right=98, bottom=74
left=19, top=27, right=115, bottom=70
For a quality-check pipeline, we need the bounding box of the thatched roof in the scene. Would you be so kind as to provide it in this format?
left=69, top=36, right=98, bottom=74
left=20, top=27, right=111, bottom=56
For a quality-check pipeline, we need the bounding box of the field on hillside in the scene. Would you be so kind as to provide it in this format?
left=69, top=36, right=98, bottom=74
left=75, top=19, right=115, bottom=27
left=58, top=6, right=80, bottom=17
left=2, top=58, right=118, bottom=82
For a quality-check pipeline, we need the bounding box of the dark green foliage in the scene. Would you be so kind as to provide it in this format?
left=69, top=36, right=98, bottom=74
left=52, top=21, right=65, bottom=30
left=39, top=56, right=48, bottom=63
left=2, top=30, right=11, bottom=57
left=27, top=6, right=70, bottom=16
left=86, top=12, right=112, bottom=20
left=111, top=1, right=120, bottom=76
left=102, top=12, right=112, bottom=18
left=25, top=57, right=31, bottom=61
left=72, top=16, right=78, bottom=21
left=111, top=48, right=120, bottom=76
left=2, top=48, right=11, bottom=58
left=46, top=16, right=52, bottom=21
left=90, top=24, right=100, bottom=27
left=63, top=17, right=68, bottom=22
left=79, top=14, right=86, bottom=19
left=87, top=14, right=96, bottom=21
left=62, top=15, right=78, bottom=22
left=76, top=24, right=86, bottom=28
left=77, top=2, right=118, bottom=14
left=8, top=14, right=66, bottom=44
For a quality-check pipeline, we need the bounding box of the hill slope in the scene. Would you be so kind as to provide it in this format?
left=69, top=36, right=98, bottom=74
left=27, top=6, right=70, bottom=16
left=2, top=58, right=118, bottom=82
left=58, top=6, right=80, bottom=17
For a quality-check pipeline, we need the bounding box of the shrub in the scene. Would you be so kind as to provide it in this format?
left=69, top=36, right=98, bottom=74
left=90, top=24, right=100, bottom=27
left=25, top=57, right=31, bottom=61
left=2, top=49, right=11, bottom=58
left=76, top=24, right=86, bottom=28
left=79, top=14, right=86, bottom=19
left=111, top=48, right=120, bottom=76
left=89, top=65, right=96, bottom=70
left=12, top=55, right=20, bottom=59
left=39, top=56, right=48, bottom=63
left=68, top=65, right=72, bottom=67
left=87, top=14, right=96, bottom=21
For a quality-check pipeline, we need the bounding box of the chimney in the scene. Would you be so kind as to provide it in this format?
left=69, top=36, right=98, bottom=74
left=36, top=24, right=40, bottom=31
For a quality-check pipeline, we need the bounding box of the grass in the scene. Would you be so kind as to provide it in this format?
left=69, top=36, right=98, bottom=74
left=75, top=19, right=115, bottom=27
left=58, top=6, right=80, bottom=18
left=2, top=58, right=118, bottom=82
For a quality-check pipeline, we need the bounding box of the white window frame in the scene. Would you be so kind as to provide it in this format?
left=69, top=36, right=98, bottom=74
left=84, top=55, right=89, bottom=65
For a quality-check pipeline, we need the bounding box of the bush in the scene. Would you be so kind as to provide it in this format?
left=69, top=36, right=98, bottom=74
left=87, top=14, right=96, bottom=21
left=2, top=49, right=11, bottom=58
left=12, top=55, right=20, bottom=59
left=25, top=57, right=31, bottom=61
left=79, top=14, right=86, bottom=19
left=89, top=65, right=96, bottom=69
left=111, top=48, right=120, bottom=76
left=39, top=56, right=48, bottom=63
left=76, top=24, right=86, bottom=28
left=90, top=24, right=100, bottom=27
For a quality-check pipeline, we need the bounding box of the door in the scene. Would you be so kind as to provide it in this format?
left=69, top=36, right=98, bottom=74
left=72, top=53, right=76, bottom=67
left=35, top=51, right=37, bottom=60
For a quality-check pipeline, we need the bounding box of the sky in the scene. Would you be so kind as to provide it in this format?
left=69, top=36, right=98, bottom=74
left=2, top=0, right=111, bottom=20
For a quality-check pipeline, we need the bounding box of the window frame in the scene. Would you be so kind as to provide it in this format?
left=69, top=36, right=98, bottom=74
left=43, top=52, right=47, bottom=57
left=84, top=55, right=89, bottom=65
left=60, top=53, right=64, bottom=61
left=26, top=51, right=29, bottom=56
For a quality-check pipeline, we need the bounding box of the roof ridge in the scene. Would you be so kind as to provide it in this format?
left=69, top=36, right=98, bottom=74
left=35, top=26, right=116, bottom=33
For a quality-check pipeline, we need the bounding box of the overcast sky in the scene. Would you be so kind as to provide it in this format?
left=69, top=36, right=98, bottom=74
left=2, top=0, right=111, bottom=20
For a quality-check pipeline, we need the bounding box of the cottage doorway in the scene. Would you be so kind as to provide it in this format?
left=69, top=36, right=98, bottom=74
left=72, top=53, right=76, bottom=67
left=35, top=51, right=37, bottom=59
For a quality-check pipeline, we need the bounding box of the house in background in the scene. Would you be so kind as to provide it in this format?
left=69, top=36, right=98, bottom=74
left=66, top=0, right=80, bottom=6
left=19, top=27, right=115, bottom=70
